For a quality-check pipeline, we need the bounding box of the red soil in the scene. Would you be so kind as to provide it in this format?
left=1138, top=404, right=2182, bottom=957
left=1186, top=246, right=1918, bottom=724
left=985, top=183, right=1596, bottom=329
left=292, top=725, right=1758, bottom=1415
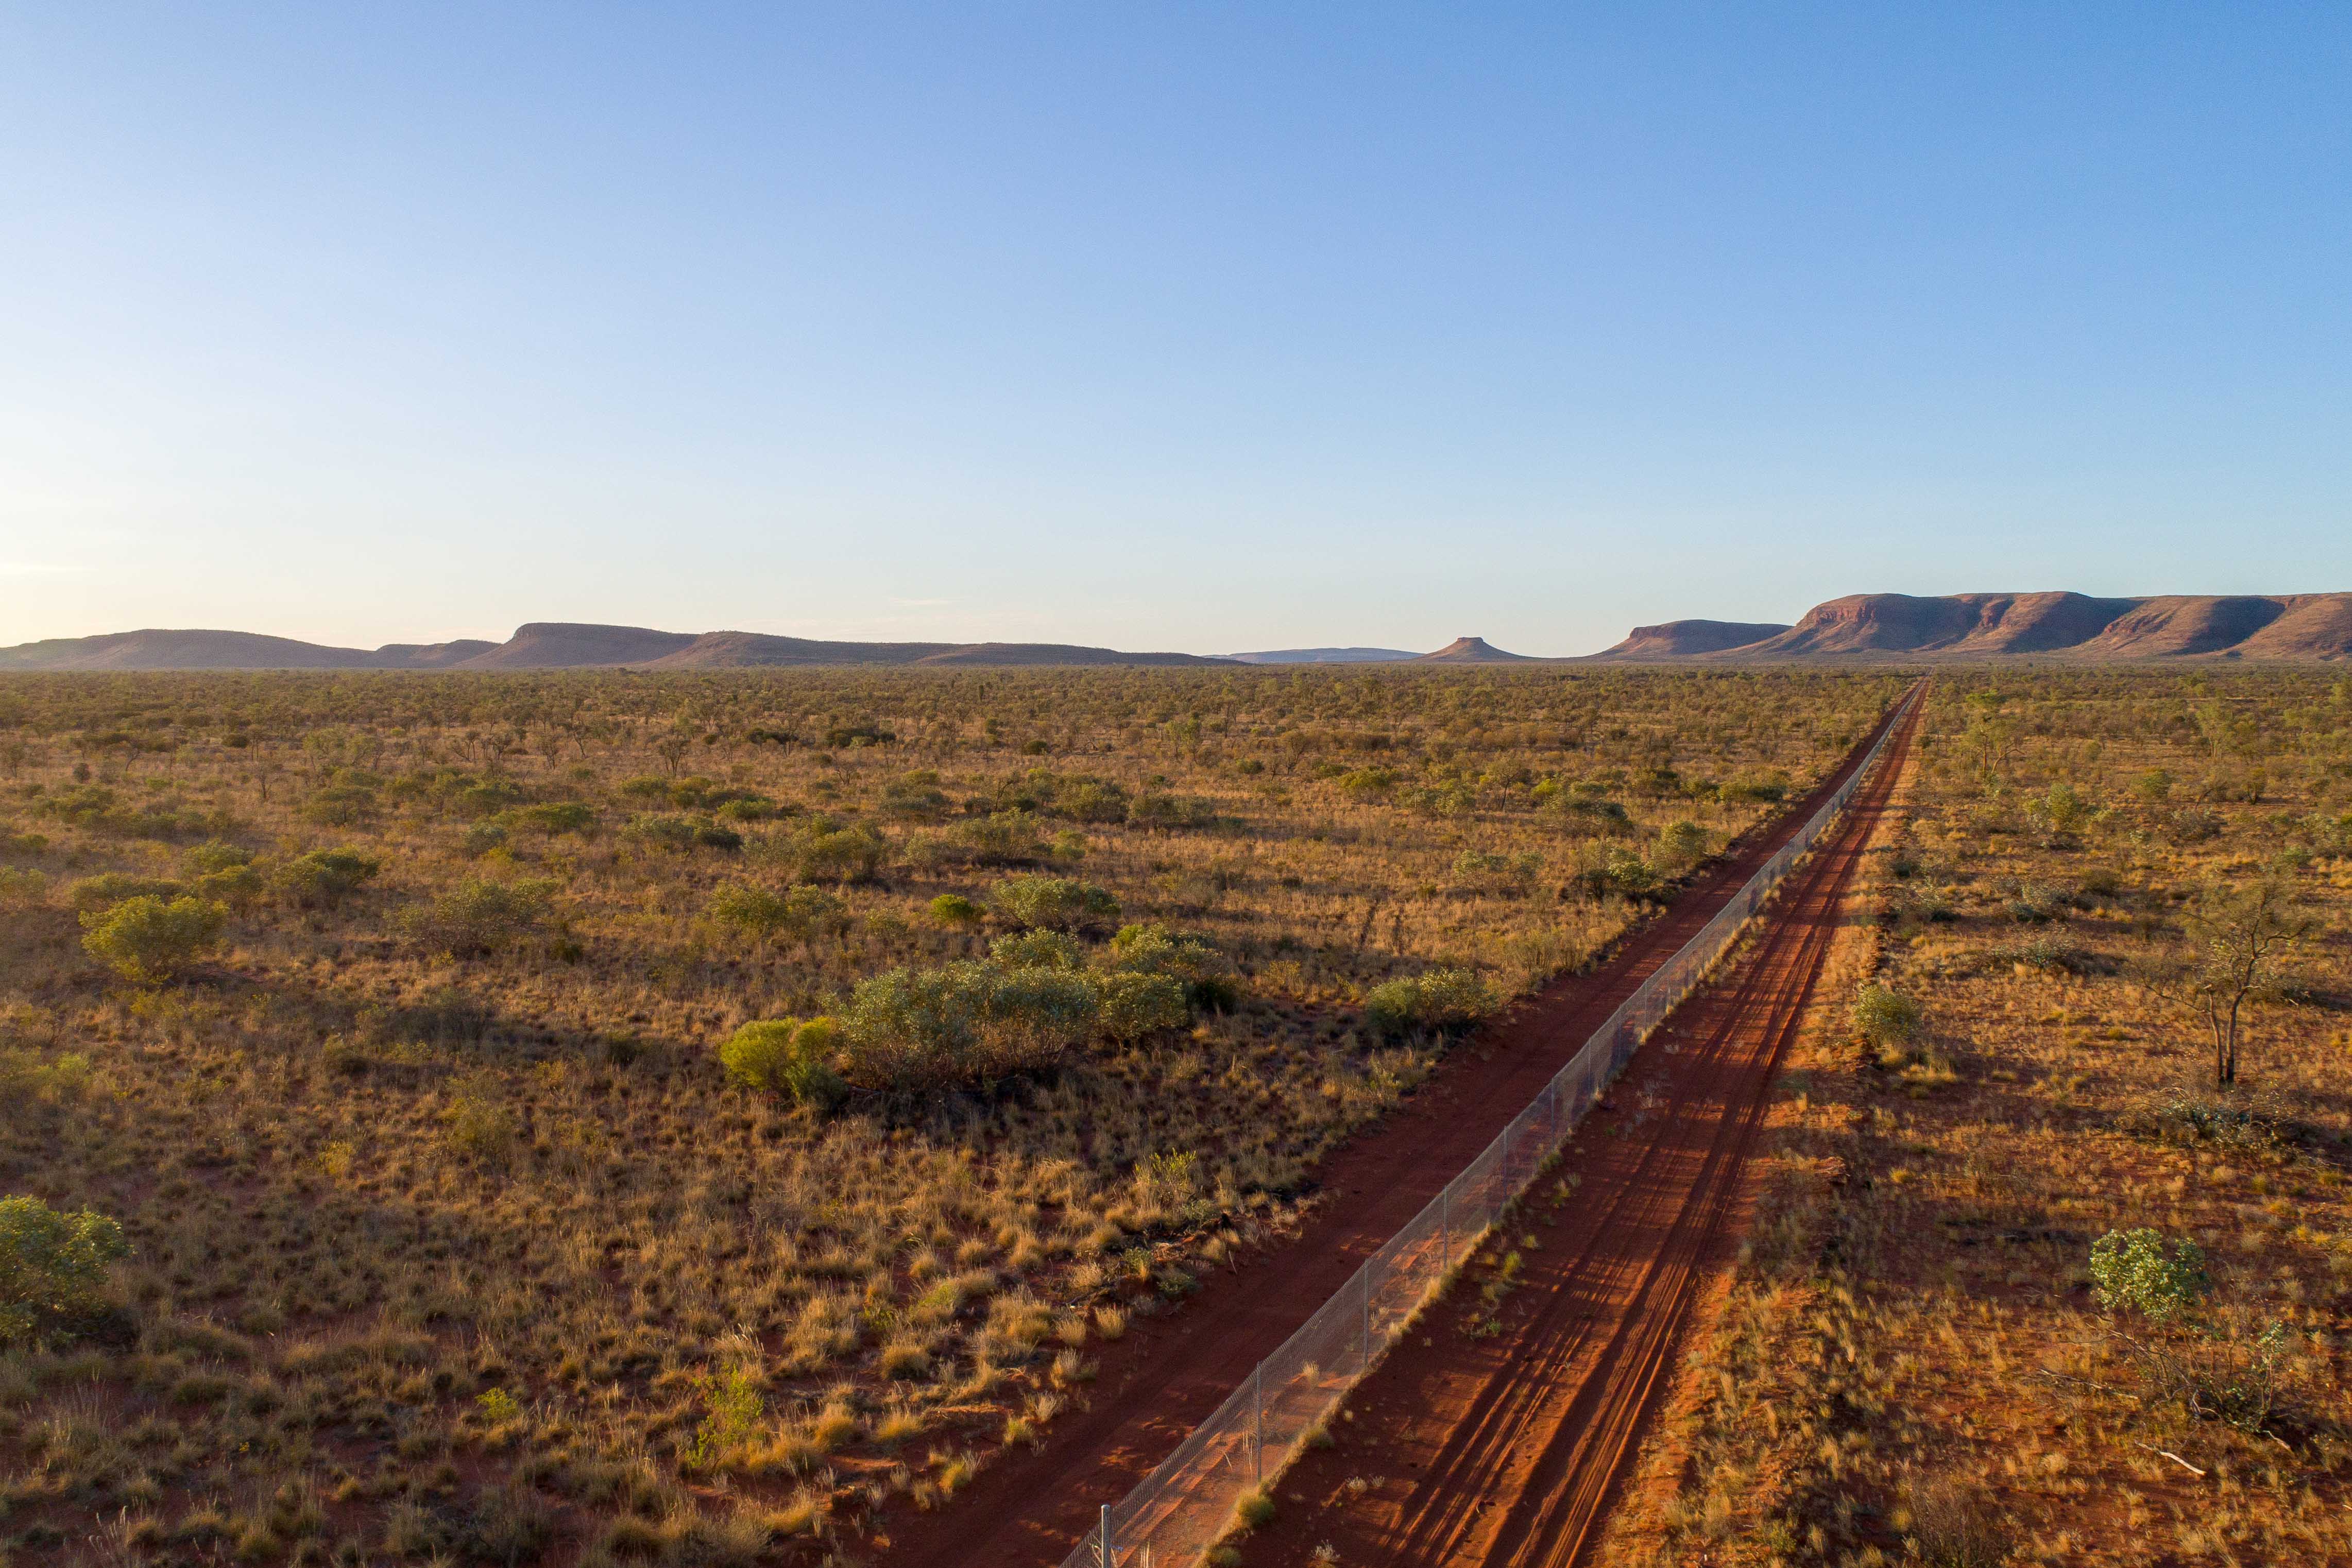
left=876, top=695, right=1915, bottom=1568
left=1245, top=688, right=1919, bottom=1566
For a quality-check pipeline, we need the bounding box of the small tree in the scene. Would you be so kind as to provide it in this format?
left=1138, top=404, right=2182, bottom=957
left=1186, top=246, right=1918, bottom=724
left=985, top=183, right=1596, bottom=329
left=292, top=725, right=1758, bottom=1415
left=79, top=895, right=226, bottom=982
left=1, top=1196, right=130, bottom=1344
left=2154, top=879, right=2315, bottom=1087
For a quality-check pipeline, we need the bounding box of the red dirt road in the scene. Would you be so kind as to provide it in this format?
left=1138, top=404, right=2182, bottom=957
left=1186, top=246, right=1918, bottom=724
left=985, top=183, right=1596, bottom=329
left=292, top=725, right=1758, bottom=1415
left=1249, top=690, right=1920, bottom=1566
left=881, top=695, right=1915, bottom=1568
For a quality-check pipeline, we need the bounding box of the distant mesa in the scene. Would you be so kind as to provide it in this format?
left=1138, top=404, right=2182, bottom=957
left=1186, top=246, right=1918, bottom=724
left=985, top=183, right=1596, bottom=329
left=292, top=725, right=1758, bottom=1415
left=1592, top=592, right=2352, bottom=662
left=1603, top=620, right=1794, bottom=659
left=1416, top=636, right=1533, bottom=663
left=1225, top=647, right=1421, bottom=664
left=0, top=622, right=1240, bottom=672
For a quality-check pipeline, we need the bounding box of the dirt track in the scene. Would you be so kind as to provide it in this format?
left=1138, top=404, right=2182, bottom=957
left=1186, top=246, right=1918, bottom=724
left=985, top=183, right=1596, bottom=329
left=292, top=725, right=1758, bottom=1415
left=1247, top=688, right=1920, bottom=1566
left=880, top=696, right=1915, bottom=1568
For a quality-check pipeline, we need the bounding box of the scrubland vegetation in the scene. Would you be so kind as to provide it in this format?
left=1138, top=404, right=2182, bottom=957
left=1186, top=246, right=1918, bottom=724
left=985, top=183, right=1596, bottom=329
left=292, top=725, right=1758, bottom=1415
left=0, top=666, right=1890, bottom=1565
left=1609, top=670, right=2352, bottom=1567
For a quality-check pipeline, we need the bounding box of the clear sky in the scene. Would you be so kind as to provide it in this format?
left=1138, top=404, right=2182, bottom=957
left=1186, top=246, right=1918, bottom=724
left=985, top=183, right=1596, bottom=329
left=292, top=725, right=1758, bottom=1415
left=5, top=5, right=2349, bottom=656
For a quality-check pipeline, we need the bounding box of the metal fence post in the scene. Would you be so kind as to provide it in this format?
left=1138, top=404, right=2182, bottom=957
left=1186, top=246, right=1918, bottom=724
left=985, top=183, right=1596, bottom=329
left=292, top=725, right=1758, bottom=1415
left=1100, top=1504, right=1112, bottom=1567
left=1440, top=1181, right=1450, bottom=1267
left=1252, top=1365, right=1264, bottom=1482
left=1361, top=1263, right=1373, bottom=1373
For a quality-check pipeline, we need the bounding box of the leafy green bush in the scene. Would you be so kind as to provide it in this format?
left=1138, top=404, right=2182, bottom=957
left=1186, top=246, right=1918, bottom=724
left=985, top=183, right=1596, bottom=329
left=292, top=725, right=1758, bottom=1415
left=1850, top=984, right=1925, bottom=1050
left=274, top=847, right=382, bottom=908
left=1103, top=923, right=1235, bottom=1010
left=1095, top=971, right=1189, bottom=1042
left=1057, top=779, right=1131, bottom=824
left=624, top=814, right=742, bottom=853
left=991, top=929, right=1084, bottom=970
left=509, top=801, right=597, bottom=836
left=793, top=824, right=882, bottom=882
left=1655, top=820, right=1710, bottom=870
left=719, top=1017, right=847, bottom=1109
left=404, top=878, right=558, bottom=957
left=2089, top=1229, right=2208, bottom=1322
left=928, top=893, right=982, bottom=927
left=79, top=895, right=226, bottom=981
left=840, top=961, right=1100, bottom=1093
left=991, top=875, right=1120, bottom=932
left=67, top=872, right=184, bottom=914
left=1365, top=967, right=1495, bottom=1037
left=0, top=1196, right=130, bottom=1345
left=183, top=840, right=253, bottom=875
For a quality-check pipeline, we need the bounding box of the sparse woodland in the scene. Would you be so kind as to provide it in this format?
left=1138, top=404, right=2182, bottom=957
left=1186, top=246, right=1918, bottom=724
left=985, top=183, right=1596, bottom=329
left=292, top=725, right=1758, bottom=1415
left=1605, top=670, right=2352, bottom=1567
left=0, top=667, right=1892, bottom=1567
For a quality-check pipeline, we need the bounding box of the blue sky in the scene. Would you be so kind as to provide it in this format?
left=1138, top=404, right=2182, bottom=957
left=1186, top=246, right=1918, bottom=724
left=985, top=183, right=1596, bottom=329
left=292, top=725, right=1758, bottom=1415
left=5, top=5, right=2348, bottom=655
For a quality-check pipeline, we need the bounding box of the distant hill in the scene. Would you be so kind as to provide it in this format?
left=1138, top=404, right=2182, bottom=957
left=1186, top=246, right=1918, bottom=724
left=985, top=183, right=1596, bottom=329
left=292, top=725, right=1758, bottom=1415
left=0, top=623, right=1239, bottom=672
left=1226, top=647, right=1420, bottom=664
left=1416, top=636, right=1534, bottom=663
left=1592, top=592, right=2352, bottom=662
left=1603, top=620, right=1794, bottom=658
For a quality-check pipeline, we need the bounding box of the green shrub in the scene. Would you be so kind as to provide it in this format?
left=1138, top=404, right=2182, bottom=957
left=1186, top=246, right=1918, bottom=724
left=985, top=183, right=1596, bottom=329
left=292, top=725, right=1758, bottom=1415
left=183, top=840, right=253, bottom=875
left=840, top=961, right=1100, bottom=1093
left=303, top=780, right=379, bottom=827
left=706, top=883, right=788, bottom=937
left=274, top=847, right=381, bottom=908
left=2089, top=1229, right=2208, bottom=1322
left=928, top=893, right=982, bottom=927
left=1366, top=967, right=1494, bottom=1037
left=510, top=801, right=597, bottom=836
left=461, top=821, right=509, bottom=857
left=67, top=872, right=184, bottom=914
left=1850, top=983, right=1925, bottom=1049
left=0, top=867, right=48, bottom=908
left=951, top=810, right=1046, bottom=866
left=404, top=878, right=557, bottom=958
left=1720, top=770, right=1789, bottom=804
left=0, top=1196, right=130, bottom=1345
left=1103, top=923, right=1235, bottom=1010
left=1057, top=779, right=1131, bottom=824
left=624, top=814, right=741, bottom=853
left=1337, top=768, right=1396, bottom=800
left=719, top=1017, right=847, bottom=1109
left=79, top=895, right=226, bottom=981
left=880, top=771, right=951, bottom=819
left=1095, top=971, right=1189, bottom=1042
left=992, top=875, right=1120, bottom=932
left=991, top=929, right=1084, bottom=970
left=794, top=825, right=881, bottom=882
left=1656, top=820, right=1711, bottom=869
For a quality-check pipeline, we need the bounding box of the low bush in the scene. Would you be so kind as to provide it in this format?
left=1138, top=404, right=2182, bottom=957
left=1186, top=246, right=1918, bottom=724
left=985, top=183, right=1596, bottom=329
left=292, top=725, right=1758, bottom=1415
left=0, top=1195, right=130, bottom=1345
left=79, top=895, right=226, bottom=981
left=840, top=961, right=1101, bottom=1093
left=1365, top=966, right=1495, bottom=1037
left=67, top=872, right=184, bottom=913
left=275, top=847, right=382, bottom=908
left=404, top=878, right=558, bottom=958
left=719, top=1017, right=847, bottom=1109
left=991, top=875, right=1120, bottom=932
left=1850, top=983, right=1925, bottom=1051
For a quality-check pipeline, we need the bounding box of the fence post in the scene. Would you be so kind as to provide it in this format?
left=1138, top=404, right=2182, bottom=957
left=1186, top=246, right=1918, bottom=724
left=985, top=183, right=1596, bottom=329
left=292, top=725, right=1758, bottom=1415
left=1100, top=1504, right=1112, bottom=1567
left=1253, top=1365, right=1264, bottom=1482
left=1361, top=1264, right=1372, bottom=1374
left=1440, top=1181, right=1450, bottom=1268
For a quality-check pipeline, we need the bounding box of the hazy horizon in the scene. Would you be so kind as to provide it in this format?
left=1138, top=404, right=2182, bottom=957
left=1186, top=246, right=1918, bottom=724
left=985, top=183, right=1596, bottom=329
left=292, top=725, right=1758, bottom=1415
left=7, top=6, right=2350, bottom=654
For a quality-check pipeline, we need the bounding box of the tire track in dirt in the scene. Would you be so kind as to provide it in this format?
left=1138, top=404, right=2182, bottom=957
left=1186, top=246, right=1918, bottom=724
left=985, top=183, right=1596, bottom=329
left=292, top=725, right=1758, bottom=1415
left=879, top=694, right=1916, bottom=1568
left=1248, top=690, right=1920, bottom=1568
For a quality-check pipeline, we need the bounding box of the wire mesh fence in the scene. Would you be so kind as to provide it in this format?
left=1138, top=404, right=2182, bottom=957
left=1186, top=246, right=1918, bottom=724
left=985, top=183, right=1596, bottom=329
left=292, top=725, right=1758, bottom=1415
left=1063, top=688, right=1919, bottom=1568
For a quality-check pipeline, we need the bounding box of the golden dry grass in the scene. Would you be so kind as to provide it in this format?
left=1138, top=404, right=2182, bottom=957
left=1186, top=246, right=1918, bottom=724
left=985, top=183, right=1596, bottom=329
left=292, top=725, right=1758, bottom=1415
left=0, top=665, right=1895, bottom=1566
